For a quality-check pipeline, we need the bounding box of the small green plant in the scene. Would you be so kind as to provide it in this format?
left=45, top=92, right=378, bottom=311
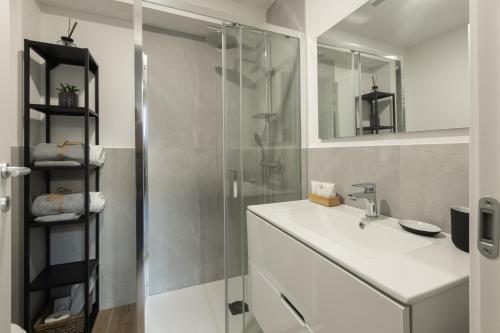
left=56, top=83, right=80, bottom=94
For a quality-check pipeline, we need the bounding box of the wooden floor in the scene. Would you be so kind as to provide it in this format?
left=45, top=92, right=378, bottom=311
left=92, top=304, right=136, bottom=333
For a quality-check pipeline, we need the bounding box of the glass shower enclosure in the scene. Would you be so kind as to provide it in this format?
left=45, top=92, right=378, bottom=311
left=134, top=2, right=302, bottom=332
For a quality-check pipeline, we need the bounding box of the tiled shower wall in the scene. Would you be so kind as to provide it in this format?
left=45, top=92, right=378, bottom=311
left=307, top=144, right=469, bottom=232
left=144, top=28, right=225, bottom=295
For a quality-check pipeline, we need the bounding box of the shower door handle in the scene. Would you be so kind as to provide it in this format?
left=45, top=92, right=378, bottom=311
left=230, top=169, right=238, bottom=199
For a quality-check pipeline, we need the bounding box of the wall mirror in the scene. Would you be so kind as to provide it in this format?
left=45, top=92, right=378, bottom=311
left=317, top=0, right=469, bottom=139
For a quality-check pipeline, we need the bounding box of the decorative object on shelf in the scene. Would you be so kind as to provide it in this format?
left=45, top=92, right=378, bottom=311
left=371, top=75, right=378, bottom=92
left=57, top=18, right=78, bottom=47
left=57, top=83, right=80, bottom=107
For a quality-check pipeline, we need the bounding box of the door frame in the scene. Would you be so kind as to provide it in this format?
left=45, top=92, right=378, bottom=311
left=469, top=0, right=500, bottom=332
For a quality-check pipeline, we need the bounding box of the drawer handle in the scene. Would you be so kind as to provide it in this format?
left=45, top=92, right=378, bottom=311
left=280, top=293, right=305, bottom=323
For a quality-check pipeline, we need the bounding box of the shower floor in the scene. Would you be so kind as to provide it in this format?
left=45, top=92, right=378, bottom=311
left=146, top=277, right=259, bottom=333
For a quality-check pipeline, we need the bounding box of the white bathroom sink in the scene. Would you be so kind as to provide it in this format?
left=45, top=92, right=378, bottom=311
left=248, top=200, right=470, bottom=304
left=285, top=205, right=432, bottom=257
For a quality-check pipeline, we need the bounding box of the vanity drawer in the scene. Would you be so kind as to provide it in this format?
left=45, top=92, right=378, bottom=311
left=247, top=212, right=410, bottom=333
left=249, top=262, right=313, bottom=333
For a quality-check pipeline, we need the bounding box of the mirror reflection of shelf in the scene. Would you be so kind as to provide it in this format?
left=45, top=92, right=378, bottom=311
left=356, top=91, right=396, bottom=135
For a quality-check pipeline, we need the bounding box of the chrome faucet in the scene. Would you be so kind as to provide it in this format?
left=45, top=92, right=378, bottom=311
left=347, top=183, right=378, bottom=219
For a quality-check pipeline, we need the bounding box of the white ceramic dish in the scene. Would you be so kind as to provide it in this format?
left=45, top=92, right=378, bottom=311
left=399, top=219, right=442, bottom=236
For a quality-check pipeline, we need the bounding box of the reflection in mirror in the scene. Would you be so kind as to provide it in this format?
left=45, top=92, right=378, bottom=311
left=318, top=0, right=469, bottom=139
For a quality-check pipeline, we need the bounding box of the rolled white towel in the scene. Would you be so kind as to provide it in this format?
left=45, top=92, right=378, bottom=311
left=90, top=192, right=106, bottom=213
left=35, top=213, right=82, bottom=223
left=90, top=145, right=105, bottom=166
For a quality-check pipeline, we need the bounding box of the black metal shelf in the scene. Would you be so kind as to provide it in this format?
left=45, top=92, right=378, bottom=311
left=361, top=91, right=395, bottom=101
left=29, top=40, right=98, bottom=74
left=358, top=90, right=397, bottom=134
left=28, top=213, right=98, bottom=228
left=30, top=104, right=98, bottom=118
left=31, top=164, right=100, bottom=171
left=362, top=125, right=395, bottom=131
left=29, top=260, right=98, bottom=292
left=24, top=39, right=100, bottom=333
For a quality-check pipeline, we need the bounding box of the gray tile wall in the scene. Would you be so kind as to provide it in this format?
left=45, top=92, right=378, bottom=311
left=307, top=144, right=469, bottom=232
left=10, top=147, right=136, bottom=324
left=144, top=29, right=225, bottom=294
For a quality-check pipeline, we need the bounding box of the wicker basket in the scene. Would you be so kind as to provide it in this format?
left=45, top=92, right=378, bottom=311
left=33, top=293, right=94, bottom=333
left=33, top=305, right=84, bottom=333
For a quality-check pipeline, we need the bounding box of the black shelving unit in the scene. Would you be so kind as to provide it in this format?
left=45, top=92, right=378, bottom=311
left=359, top=91, right=396, bottom=134
left=23, top=40, right=100, bottom=333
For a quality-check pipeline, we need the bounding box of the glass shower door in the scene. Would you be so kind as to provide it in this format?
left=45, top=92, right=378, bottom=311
left=223, top=24, right=302, bottom=333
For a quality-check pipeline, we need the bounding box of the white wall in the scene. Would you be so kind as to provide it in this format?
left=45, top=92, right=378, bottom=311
left=9, top=0, right=45, bottom=326
left=1, top=1, right=15, bottom=330
left=304, top=0, right=469, bottom=148
left=405, top=24, right=470, bottom=132
left=40, top=10, right=135, bottom=148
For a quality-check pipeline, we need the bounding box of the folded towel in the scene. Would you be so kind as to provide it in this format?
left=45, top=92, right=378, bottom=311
left=70, top=276, right=96, bottom=315
left=32, top=192, right=105, bottom=217
left=35, top=213, right=82, bottom=223
left=53, top=296, right=71, bottom=312
left=44, top=311, right=70, bottom=324
left=70, top=284, right=84, bottom=315
left=34, top=161, right=82, bottom=167
left=33, top=142, right=105, bottom=166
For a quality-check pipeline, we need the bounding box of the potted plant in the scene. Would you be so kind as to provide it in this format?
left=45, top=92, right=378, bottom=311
left=57, top=83, right=80, bottom=107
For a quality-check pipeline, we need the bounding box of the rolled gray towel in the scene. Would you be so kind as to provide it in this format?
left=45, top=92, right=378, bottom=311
left=32, top=192, right=105, bottom=217
left=33, top=142, right=105, bottom=166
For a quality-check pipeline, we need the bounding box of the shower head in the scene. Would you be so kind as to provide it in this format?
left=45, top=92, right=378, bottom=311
left=254, top=133, right=263, bottom=148
left=214, top=66, right=256, bottom=88
left=205, top=28, right=238, bottom=49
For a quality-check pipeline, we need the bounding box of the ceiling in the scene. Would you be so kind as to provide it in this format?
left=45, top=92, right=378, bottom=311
left=318, top=46, right=391, bottom=71
left=38, top=0, right=276, bottom=23
left=228, top=0, right=275, bottom=9
left=143, top=6, right=218, bottom=37
left=327, top=0, right=469, bottom=48
left=38, top=0, right=276, bottom=42
left=38, top=0, right=133, bottom=22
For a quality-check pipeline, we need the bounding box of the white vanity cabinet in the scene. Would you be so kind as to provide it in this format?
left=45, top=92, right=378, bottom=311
left=247, top=211, right=468, bottom=333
